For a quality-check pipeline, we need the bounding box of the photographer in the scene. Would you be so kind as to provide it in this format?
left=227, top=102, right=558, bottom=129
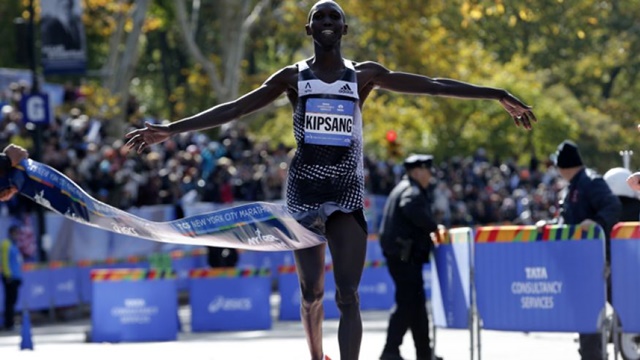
left=378, top=154, right=442, bottom=360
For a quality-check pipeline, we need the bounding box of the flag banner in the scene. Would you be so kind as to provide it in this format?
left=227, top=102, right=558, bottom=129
left=611, top=222, right=640, bottom=333
left=474, top=225, right=606, bottom=332
left=40, top=0, right=87, bottom=74
left=91, top=269, right=178, bottom=343
left=9, top=159, right=326, bottom=251
left=431, top=227, right=473, bottom=329
left=189, top=267, right=271, bottom=331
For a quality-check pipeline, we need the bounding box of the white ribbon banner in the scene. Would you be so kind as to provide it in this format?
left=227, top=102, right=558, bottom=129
left=9, top=159, right=326, bottom=251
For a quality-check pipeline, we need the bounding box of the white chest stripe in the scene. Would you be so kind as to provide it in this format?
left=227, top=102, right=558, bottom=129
left=298, top=79, right=359, bottom=100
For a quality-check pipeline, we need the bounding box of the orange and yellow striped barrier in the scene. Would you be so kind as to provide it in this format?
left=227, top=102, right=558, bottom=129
left=90, top=268, right=175, bottom=282
left=475, top=224, right=603, bottom=243
left=611, top=222, right=640, bottom=240
left=189, top=267, right=270, bottom=278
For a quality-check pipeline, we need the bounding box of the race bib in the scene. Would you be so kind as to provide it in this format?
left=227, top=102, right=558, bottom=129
left=304, top=98, right=355, bottom=147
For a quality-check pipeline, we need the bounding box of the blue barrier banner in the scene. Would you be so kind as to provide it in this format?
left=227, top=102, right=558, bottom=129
left=364, top=195, right=388, bottom=234
left=277, top=267, right=301, bottom=321
left=191, top=248, right=208, bottom=268
left=170, top=254, right=195, bottom=292
left=17, top=267, right=52, bottom=311
left=0, top=282, right=4, bottom=313
left=359, top=261, right=394, bottom=310
left=611, top=222, right=640, bottom=333
left=50, top=264, right=79, bottom=307
left=422, top=263, right=432, bottom=300
left=9, top=159, right=325, bottom=251
left=77, top=263, right=100, bottom=304
left=431, top=227, right=473, bottom=329
left=189, top=268, right=271, bottom=331
left=277, top=265, right=339, bottom=321
left=474, top=225, right=606, bottom=332
left=366, top=239, right=385, bottom=262
left=237, top=250, right=295, bottom=280
left=91, top=269, right=178, bottom=342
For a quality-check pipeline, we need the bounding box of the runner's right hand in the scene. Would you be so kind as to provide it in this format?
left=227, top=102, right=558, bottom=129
left=124, top=122, right=172, bottom=153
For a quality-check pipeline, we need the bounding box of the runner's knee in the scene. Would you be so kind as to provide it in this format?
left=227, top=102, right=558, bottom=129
left=300, top=286, right=324, bottom=309
left=335, top=286, right=359, bottom=307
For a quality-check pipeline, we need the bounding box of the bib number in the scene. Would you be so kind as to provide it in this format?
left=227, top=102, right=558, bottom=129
left=304, top=98, right=355, bottom=147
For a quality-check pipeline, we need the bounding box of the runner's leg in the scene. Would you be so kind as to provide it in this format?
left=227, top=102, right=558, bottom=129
left=326, top=211, right=368, bottom=360
left=294, top=243, right=327, bottom=360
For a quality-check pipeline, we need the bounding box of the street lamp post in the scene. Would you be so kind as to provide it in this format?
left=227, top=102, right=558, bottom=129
left=27, top=0, right=48, bottom=262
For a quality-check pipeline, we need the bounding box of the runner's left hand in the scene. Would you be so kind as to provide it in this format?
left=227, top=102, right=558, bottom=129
left=499, top=93, right=537, bottom=130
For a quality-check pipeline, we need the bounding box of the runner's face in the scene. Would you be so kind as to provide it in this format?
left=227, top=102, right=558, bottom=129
left=306, top=2, right=347, bottom=48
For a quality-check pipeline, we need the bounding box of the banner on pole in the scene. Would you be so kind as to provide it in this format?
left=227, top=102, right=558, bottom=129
left=611, top=222, right=640, bottom=333
left=474, top=225, right=606, bottom=332
left=431, top=227, right=473, bottom=329
left=40, top=0, right=87, bottom=74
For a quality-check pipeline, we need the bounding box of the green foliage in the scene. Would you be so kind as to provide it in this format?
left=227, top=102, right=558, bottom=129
left=0, top=2, right=24, bottom=69
left=1, top=0, right=637, bottom=170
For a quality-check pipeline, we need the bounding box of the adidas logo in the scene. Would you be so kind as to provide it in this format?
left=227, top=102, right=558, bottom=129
left=304, top=82, right=312, bottom=93
left=339, top=83, right=353, bottom=94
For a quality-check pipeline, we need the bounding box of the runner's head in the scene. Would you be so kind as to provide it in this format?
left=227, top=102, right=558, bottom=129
left=307, top=1, right=345, bottom=23
left=306, top=1, right=348, bottom=48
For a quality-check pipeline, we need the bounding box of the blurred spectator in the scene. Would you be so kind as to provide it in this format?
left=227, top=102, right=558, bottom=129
left=1, top=225, right=23, bottom=331
left=542, top=140, right=621, bottom=360
left=0, top=80, right=575, bottom=242
left=604, top=167, right=640, bottom=221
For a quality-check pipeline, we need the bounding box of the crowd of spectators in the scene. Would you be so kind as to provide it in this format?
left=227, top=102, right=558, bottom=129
left=0, top=81, right=568, bottom=258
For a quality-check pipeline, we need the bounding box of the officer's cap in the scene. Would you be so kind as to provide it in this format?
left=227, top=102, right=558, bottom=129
left=403, top=154, right=434, bottom=172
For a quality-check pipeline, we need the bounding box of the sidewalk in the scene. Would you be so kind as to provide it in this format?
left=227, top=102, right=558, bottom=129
left=0, top=306, right=614, bottom=360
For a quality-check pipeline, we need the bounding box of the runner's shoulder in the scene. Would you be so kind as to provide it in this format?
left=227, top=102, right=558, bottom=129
left=353, top=61, right=388, bottom=73
left=266, top=64, right=300, bottom=87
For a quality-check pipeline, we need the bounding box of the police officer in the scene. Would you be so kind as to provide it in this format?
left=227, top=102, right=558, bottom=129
left=379, top=154, right=442, bottom=360
left=545, top=140, right=621, bottom=360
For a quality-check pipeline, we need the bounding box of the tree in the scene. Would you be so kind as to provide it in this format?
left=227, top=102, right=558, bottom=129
left=173, top=0, right=271, bottom=127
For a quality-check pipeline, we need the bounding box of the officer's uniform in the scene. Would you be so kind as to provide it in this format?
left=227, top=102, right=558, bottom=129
left=379, top=154, right=439, bottom=360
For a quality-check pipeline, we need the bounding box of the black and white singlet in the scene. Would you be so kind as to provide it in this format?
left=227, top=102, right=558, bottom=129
left=286, top=59, right=364, bottom=233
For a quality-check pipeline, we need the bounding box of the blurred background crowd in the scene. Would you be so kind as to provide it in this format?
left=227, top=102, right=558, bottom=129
left=0, top=80, right=569, bottom=263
